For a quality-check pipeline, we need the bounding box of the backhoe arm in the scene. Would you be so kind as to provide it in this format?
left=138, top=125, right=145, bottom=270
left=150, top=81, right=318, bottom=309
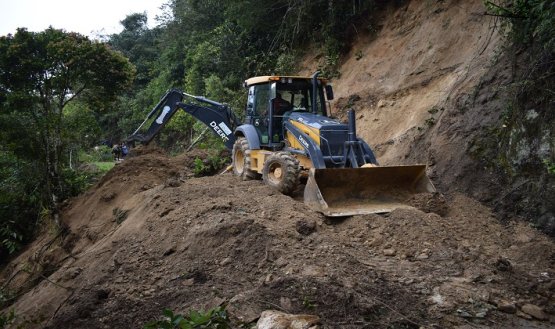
left=127, top=89, right=239, bottom=149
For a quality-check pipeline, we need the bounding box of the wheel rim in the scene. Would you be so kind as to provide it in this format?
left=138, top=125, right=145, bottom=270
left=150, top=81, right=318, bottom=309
left=273, top=167, right=282, bottom=179
left=268, top=162, right=283, bottom=184
left=235, top=150, right=245, bottom=174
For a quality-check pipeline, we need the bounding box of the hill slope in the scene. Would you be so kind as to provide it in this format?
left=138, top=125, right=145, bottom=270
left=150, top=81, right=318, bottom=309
left=325, top=0, right=553, bottom=231
left=328, top=0, right=504, bottom=196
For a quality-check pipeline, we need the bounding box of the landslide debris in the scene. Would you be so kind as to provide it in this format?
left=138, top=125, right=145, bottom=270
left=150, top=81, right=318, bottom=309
left=1, top=147, right=553, bottom=328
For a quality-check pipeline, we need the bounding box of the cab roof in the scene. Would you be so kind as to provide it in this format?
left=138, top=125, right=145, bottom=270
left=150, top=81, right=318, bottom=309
left=244, top=75, right=328, bottom=87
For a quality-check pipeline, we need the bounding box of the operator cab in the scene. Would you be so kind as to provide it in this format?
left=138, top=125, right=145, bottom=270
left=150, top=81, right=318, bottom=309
left=244, top=75, right=333, bottom=147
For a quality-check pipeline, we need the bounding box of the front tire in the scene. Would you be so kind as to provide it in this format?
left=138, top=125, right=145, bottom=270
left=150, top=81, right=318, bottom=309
left=232, top=137, right=260, bottom=180
left=262, top=152, right=300, bottom=195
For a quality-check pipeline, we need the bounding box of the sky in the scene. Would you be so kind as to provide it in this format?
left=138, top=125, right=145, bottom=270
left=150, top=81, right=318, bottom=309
left=0, top=0, right=167, bottom=38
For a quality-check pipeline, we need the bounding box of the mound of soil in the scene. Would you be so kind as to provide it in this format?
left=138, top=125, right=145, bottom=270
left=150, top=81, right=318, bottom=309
left=2, top=147, right=553, bottom=328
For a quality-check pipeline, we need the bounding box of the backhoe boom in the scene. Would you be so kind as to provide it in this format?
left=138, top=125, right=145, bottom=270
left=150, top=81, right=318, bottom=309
left=127, top=89, right=239, bottom=149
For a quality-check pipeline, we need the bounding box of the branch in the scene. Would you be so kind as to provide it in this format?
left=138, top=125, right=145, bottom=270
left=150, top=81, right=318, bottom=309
left=34, top=272, right=72, bottom=291
left=186, top=127, right=209, bottom=152
left=484, top=1, right=514, bottom=15
left=484, top=12, right=527, bottom=19
left=484, top=0, right=532, bottom=19
left=61, top=84, right=87, bottom=108
left=43, top=289, right=75, bottom=328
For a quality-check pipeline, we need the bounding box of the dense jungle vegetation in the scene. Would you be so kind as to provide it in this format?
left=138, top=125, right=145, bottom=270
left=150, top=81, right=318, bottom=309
left=0, top=0, right=553, bottom=258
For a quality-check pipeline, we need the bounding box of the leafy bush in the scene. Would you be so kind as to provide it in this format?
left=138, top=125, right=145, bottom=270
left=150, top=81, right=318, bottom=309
left=60, top=168, right=93, bottom=199
left=0, top=224, right=23, bottom=255
left=0, top=309, right=16, bottom=328
left=544, top=159, right=555, bottom=175
left=91, top=146, right=114, bottom=162
left=484, top=1, right=554, bottom=90
left=482, top=1, right=555, bottom=234
left=78, top=146, right=114, bottom=163
left=485, top=1, right=555, bottom=50
left=193, top=152, right=229, bottom=177
left=318, top=38, right=342, bottom=79
left=0, top=152, right=41, bottom=259
left=275, top=50, right=297, bottom=75
left=144, top=307, right=230, bottom=329
left=193, top=157, right=208, bottom=176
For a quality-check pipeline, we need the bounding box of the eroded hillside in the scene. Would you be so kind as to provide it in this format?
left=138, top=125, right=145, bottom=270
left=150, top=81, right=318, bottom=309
left=320, top=0, right=553, bottom=232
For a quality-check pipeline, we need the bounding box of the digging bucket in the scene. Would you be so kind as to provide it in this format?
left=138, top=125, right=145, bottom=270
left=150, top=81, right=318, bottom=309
left=304, top=165, right=436, bottom=216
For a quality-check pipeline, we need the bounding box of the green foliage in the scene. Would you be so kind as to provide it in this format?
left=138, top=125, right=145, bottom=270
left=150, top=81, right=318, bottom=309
left=1, top=224, right=23, bottom=255
left=485, top=1, right=555, bottom=49
left=477, top=1, right=555, bottom=233
left=93, top=162, right=116, bottom=172
left=0, top=150, right=41, bottom=258
left=59, top=167, right=93, bottom=199
left=0, top=28, right=134, bottom=257
left=193, top=157, right=207, bottom=176
left=144, top=307, right=230, bottom=329
left=0, top=26, right=134, bottom=177
left=484, top=1, right=554, bottom=95
left=0, top=28, right=135, bottom=108
left=204, top=75, right=233, bottom=102
left=0, top=309, right=16, bottom=328
left=483, top=1, right=554, bottom=169
left=275, top=50, right=298, bottom=75
left=544, top=159, right=555, bottom=175
left=193, top=152, right=230, bottom=177
left=110, top=0, right=384, bottom=155
left=318, top=38, right=342, bottom=78
left=87, top=146, right=115, bottom=162
left=63, top=102, right=102, bottom=149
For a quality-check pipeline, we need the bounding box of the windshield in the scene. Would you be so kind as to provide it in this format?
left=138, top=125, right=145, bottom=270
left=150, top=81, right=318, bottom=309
left=276, top=80, right=326, bottom=116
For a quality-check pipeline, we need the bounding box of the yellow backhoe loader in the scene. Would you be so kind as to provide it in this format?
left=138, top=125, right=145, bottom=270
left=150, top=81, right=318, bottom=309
left=128, top=72, right=435, bottom=216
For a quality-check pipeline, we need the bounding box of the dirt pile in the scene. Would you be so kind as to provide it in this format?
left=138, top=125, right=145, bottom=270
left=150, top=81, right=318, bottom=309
left=2, top=147, right=554, bottom=328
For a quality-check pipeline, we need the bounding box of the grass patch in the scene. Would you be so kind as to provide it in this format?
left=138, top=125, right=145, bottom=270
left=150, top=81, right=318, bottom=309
left=93, top=162, right=115, bottom=172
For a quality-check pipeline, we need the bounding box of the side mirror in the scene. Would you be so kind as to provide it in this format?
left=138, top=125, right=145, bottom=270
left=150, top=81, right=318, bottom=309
left=325, top=85, right=334, bottom=100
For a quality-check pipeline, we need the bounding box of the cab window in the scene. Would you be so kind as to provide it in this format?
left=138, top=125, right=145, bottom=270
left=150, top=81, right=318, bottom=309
left=253, top=84, right=270, bottom=116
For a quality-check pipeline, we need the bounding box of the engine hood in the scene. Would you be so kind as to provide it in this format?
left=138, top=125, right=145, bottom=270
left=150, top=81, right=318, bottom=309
left=287, top=112, right=347, bottom=131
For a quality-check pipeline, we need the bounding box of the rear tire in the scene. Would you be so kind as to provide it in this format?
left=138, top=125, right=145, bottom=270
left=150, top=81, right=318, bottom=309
left=262, top=152, right=300, bottom=195
left=232, top=137, right=260, bottom=180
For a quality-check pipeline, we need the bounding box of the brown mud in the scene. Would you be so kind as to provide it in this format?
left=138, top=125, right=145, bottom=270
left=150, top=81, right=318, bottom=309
left=2, top=147, right=553, bottom=328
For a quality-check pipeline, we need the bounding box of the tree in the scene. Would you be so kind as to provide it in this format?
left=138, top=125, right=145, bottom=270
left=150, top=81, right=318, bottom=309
left=110, top=13, right=161, bottom=89
left=0, top=28, right=134, bottom=229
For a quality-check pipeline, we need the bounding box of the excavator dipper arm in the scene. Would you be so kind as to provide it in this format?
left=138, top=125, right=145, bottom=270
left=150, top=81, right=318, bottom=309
left=127, top=89, right=240, bottom=150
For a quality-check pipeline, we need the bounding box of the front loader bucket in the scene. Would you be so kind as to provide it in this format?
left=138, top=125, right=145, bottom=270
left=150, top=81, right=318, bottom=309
left=304, top=165, right=436, bottom=217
